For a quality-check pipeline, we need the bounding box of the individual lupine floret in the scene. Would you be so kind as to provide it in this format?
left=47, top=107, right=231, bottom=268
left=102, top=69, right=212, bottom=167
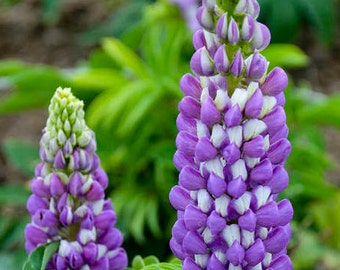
left=170, top=0, right=293, bottom=269
left=25, top=87, right=127, bottom=270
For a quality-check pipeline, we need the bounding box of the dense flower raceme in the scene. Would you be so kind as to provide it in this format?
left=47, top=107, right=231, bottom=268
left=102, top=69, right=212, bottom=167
left=169, top=0, right=293, bottom=269
left=25, top=88, right=127, bottom=270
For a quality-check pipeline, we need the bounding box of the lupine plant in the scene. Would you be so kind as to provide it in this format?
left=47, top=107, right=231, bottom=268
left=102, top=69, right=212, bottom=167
left=24, top=87, right=127, bottom=269
left=169, top=0, right=294, bottom=269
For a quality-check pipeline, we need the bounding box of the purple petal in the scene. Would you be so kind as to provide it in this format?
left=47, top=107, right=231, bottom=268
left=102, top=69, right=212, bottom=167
left=50, top=173, right=66, bottom=197
left=226, top=240, right=245, bottom=266
left=54, top=150, right=66, bottom=169
left=227, top=177, right=247, bottom=198
left=195, top=136, right=217, bottom=162
left=180, top=74, right=202, bottom=99
left=269, top=254, right=292, bottom=270
left=207, top=173, right=227, bottom=198
left=267, top=138, right=291, bottom=164
left=68, top=249, right=84, bottom=269
left=245, top=88, right=263, bottom=118
left=176, top=131, right=198, bottom=156
left=256, top=201, right=279, bottom=227
left=25, top=224, right=49, bottom=252
left=207, top=210, right=226, bottom=235
left=244, top=238, right=265, bottom=266
left=82, top=242, right=98, bottom=264
left=267, top=165, right=289, bottom=193
left=214, top=45, right=229, bottom=74
left=250, top=158, right=273, bottom=185
left=69, top=172, right=82, bottom=196
left=86, top=181, right=105, bottom=201
left=200, top=96, right=221, bottom=126
left=169, top=185, right=193, bottom=211
left=178, top=96, right=201, bottom=119
left=216, top=13, right=228, bottom=40
left=228, top=17, right=239, bottom=44
left=30, top=177, right=50, bottom=197
left=241, top=14, right=255, bottom=41
left=238, top=209, right=257, bottom=231
left=207, top=253, right=225, bottom=270
left=172, top=219, right=187, bottom=244
left=93, top=168, right=109, bottom=189
left=261, top=67, right=288, bottom=96
left=251, top=22, right=271, bottom=51
left=191, top=47, right=215, bottom=76
left=179, top=165, right=207, bottom=190
left=32, top=209, right=58, bottom=227
left=243, top=135, right=265, bottom=158
left=230, top=50, right=244, bottom=77
left=246, top=51, right=268, bottom=80
left=184, top=205, right=207, bottom=230
left=222, top=143, right=241, bottom=165
left=183, top=257, right=202, bottom=270
left=263, top=106, right=286, bottom=134
left=98, top=228, right=123, bottom=250
left=277, top=199, right=294, bottom=226
left=27, top=194, right=48, bottom=215
left=108, top=248, right=128, bottom=270
left=95, top=210, right=116, bottom=232
left=170, top=237, right=186, bottom=260
left=183, top=231, right=208, bottom=254
left=177, top=113, right=197, bottom=135
left=196, top=6, right=214, bottom=31
left=173, top=150, right=195, bottom=171
left=263, top=226, right=290, bottom=253
left=224, top=104, right=242, bottom=128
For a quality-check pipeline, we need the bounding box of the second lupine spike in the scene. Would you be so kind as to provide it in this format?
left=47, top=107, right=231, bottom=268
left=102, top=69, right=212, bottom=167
left=25, top=87, right=127, bottom=270
left=170, top=0, right=293, bottom=269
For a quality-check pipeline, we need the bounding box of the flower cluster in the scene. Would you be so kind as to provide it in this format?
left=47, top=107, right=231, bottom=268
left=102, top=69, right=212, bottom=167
left=25, top=88, right=127, bottom=270
left=169, top=0, right=293, bottom=269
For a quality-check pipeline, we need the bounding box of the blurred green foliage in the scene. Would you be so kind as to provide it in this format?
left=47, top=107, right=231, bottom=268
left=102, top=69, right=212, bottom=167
left=258, top=0, right=338, bottom=44
left=0, top=0, right=340, bottom=269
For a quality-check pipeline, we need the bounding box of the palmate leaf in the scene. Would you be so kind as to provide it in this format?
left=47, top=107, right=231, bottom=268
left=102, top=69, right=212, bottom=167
left=111, top=186, right=160, bottom=243
left=129, top=256, right=181, bottom=270
left=86, top=79, right=152, bottom=130
left=102, top=38, right=149, bottom=79
left=22, top=241, right=60, bottom=270
left=69, top=68, right=128, bottom=92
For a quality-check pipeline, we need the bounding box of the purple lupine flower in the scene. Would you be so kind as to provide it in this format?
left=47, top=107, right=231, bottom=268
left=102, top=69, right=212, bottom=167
left=170, top=0, right=293, bottom=269
left=25, top=88, right=127, bottom=270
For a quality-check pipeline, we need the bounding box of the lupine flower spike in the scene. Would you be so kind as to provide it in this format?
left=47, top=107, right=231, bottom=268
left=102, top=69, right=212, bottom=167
left=170, top=0, right=293, bottom=269
left=25, top=87, right=127, bottom=270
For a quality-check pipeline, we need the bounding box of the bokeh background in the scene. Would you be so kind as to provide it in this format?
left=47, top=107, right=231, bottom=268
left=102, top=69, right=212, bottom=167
left=0, top=0, right=340, bottom=269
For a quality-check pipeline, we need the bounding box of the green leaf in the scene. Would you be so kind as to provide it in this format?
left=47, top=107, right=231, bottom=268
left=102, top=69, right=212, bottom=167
left=2, top=139, right=39, bottom=177
left=22, top=241, right=59, bottom=270
left=262, top=44, right=309, bottom=69
left=102, top=38, right=149, bottom=79
left=69, top=68, right=128, bottom=92
left=130, top=256, right=181, bottom=270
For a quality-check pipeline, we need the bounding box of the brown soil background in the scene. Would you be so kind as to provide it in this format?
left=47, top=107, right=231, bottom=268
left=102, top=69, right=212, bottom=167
left=0, top=0, right=340, bottom=186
